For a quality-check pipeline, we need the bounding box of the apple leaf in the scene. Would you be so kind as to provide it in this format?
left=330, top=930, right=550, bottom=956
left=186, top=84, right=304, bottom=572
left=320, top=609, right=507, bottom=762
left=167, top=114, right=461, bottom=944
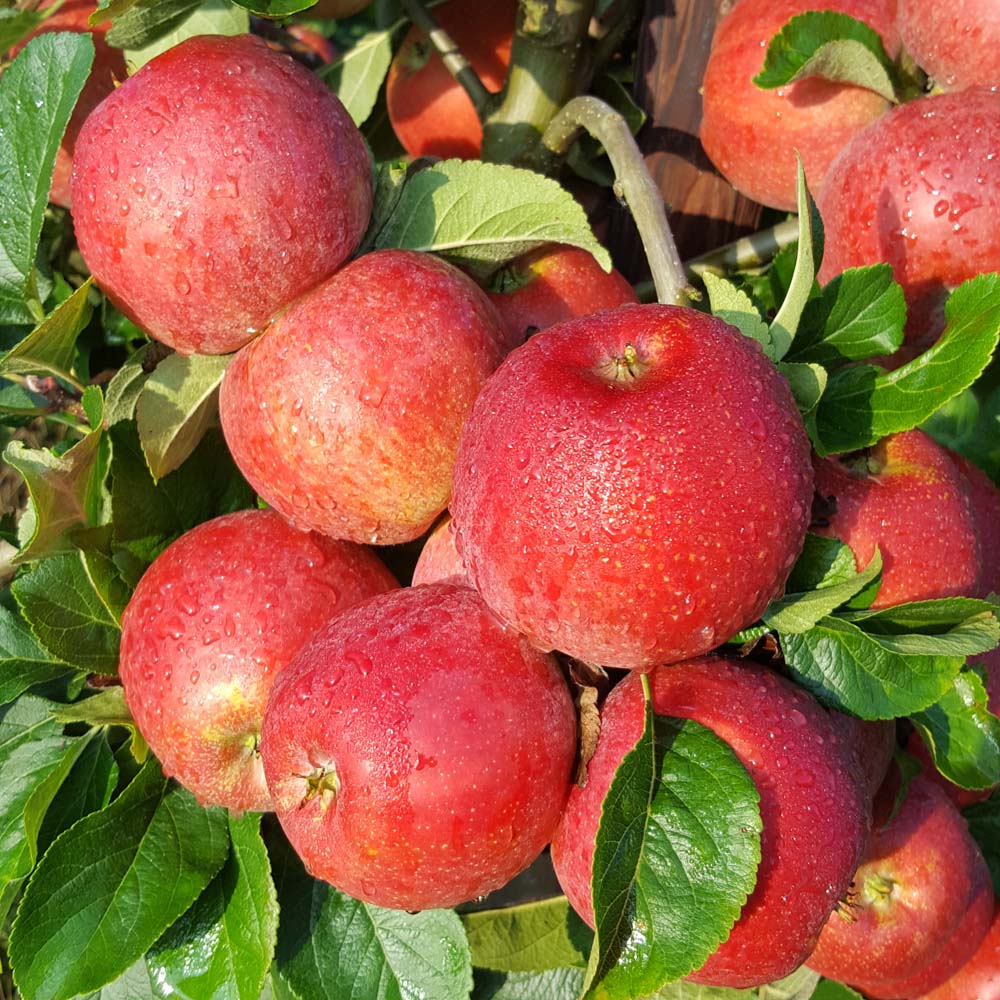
left=965, top=796, right=1000, bottom=894
left=582, top=681, right=761, bottom=1000
left=0, top=33, right=93, bottom=324
left=120, top=0, right=249, bottom=69
left=910, top=669, right=1000, bottom=790
left=810, top=981, right=863, bottom=999
left=777, top=362, right=827, bottom=435
left=0, top=605, right=77, bottom=707
left=80, top=961, right=157, bottom=1000
left=472, top=967, right=588, bottom=999
left=147, top=813, right=277, bottom=1000
left=813, top=273, right=1000, bottom=456
left=649, top=964, right=820, bottom=998
left=785, top=535, right=859, bottom=593
left=462, top=897, right=592, bottom=973
left=228, top=0, right=316, bottom=17
left=373, top=160, right=612, bottom=277
left=780, top=615, right=964, bottom=719
left=319, top=23, right=397, bottom=127
left=135, top=352, right=231, bottom=482
left=105, top=0, right=202, bottom=47
left=702, top=273, right=775, bottom=359
left=787, top=265, right=906, bottom=367
left=0, top=7, right=50, bottom=52
left=753, top=11, right=898, bottom=102
left=104, top=346, right=164, bottom=428
left=11, top=550, right=122, bottom=675
left=9, top=760, right=229, bottom=1000
left=270, top=833, right=474, bottom=1000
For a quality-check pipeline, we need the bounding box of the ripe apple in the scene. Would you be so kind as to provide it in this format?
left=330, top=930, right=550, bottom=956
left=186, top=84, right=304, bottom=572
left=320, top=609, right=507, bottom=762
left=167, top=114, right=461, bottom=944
left=260, top=582, right=577, bottom=910
left=386, top=0, right=516, bottom=159
left=118, top=509, right=397, bottom=812
left=550, top=656, right=871, bottom=988
left=70, top=33, right=372, bottom=355
left=807, top=774, right=992, bottom=997
left=817, top=89, right=1000, bottom=343
left=412, top=514, right=468, bottom=587
left=897, top=0, right=1000, bottom=91
left=220, top=249, right=508, bottom=547
left=700, top=0, right=899, bottom=211
left=952, top=453, right=1000, bottom=598
left=450, top=304, right=813, bottom=670
left=12, top=0, right=126, bottom=210
left=812, top=429, right=981, bottom=608
left=488, top=244, right=639, bottom=349
left=915, top=902, right=1000, bottom=999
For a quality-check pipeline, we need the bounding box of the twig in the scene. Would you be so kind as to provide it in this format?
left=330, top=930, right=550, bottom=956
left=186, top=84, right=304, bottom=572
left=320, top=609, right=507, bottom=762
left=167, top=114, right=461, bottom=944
left=684, top=217, right=801, bottom=278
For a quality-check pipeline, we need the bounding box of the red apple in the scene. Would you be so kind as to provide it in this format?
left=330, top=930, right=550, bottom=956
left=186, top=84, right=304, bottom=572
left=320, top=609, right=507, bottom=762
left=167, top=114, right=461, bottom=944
left=952, top=453, right=1000, bottom=598
left=551, top=656, right=871, bottom=988
left=118, top=509, right=397, bottom=812
left=700, top=0, right=899, bottom=211
left=220, top=249, right=507, bottom=546
left=817, top=89, right=1000, bottom=343
left=487, top=244, right=639, bottom=349
left=385, top=0, right=515, bottom=159
left=412, top=514, right=469, bottom=587
left=260, top=583, right=577, bottom=910
left=70, top=33, right=372, bottom=355
left=813, top=429, right=981, bottom=608
left=898, top=0, right=1000, bottom=91
left=450, top=304, right=814, bottom=670
left=917, top=902, right=1000, bottom=999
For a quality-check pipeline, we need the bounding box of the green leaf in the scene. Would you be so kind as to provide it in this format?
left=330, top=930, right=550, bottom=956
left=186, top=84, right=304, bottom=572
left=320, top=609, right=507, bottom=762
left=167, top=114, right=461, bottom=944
left=0, top=605, right=77, bottom=706
left=814, top=273, right=1000, bottom=456
left=105, top=0, right=203, bottom=47
left=462, top=897, right=592, bottom=973
left=0, top=7, right=49, bottom=52
left=121, top=0, right=249, bottom=69
left=9, top=761, right=229, bottom=1000
left=104, top=346, right=159, bottom=428
left=229, top=0, right=315, bottom=16
left=703, top=273, right=774, bottom=358
left=781, top=615, right=963, bottom=719
left=778, top=362, right=827, bottom=434
left=789, top=265, right=906, bottom=367
left=965, top=796, right=1000, bottom=894
left=135, top=352, right=231, bottom=482
left=473, top=967, right=587, bottom=1000
left=11, top=550, right=122, bottom=674
left=810, top=981, right=862, bottom=999
left=769, top=160, right=823, bottom=360
left=763, top=550, right=882, bottom=634
left=0, top=278, right=93, bottom=386
left=0, top=34, right=94, bottom=324
left=582, top=686, right=761, bottom=1000
left=649, top=964, right=820, bottom=998
left=373, top=160, right=611, bottom=277
left=911, top=669, right=1000, bottom=790
left=148, top=813, right=277, bottom=1000
left=51, top=687, right=134, bottom=729
left=82, top=961, right=157, bottom=1000
left=753, top=11, right=897, bottom=102
left=785, top=535, right=859, bottom=594
left=319, top=23, right=397, bottom=127
left=270, top=834, right=474, bottom=1000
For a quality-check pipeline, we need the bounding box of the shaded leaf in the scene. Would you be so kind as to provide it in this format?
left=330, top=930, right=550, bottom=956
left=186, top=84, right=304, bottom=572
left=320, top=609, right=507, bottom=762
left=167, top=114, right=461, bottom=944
left=319, top=24, right=397, bottom=127
left=703, top=273, right=774, bottom=358
left=0, top=605, right=77, bottom=706
left=121, top=0, right=249, bottom=68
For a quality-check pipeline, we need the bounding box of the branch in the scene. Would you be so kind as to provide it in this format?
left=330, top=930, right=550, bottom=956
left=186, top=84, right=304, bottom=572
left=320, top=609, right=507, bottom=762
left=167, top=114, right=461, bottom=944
left=542, top=96, right=689, bottom=305
left=684, top=218, right=801, bottom=279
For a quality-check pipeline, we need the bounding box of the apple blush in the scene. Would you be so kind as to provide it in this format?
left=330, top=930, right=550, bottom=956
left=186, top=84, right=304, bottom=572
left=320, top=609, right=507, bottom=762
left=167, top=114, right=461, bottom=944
left=70, top=33, right=372, bottom=355
left=260, top=583, right=577, bottom=911
left=118, top=509, right=397, bottom=812
left=450, top=304, right=813, bottom=670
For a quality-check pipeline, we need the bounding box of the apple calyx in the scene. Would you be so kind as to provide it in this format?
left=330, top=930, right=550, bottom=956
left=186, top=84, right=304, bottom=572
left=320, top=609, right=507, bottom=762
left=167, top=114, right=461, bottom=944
left=861, top=870, right=897, bottom=907
left=297, top=764, right=340, bottom=811
left=599, top=343, right=648, bottom=383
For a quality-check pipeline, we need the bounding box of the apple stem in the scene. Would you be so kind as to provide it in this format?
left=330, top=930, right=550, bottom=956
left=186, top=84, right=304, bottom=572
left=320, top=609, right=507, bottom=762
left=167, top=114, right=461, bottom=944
left=401, top=0, right=492, bottom=113
left=542, top=96, right=690, bottom=306
left=684, top=218, right=801, bottom=280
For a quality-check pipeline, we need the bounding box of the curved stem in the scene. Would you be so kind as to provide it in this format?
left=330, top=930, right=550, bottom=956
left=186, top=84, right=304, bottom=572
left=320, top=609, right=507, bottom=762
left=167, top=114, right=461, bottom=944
left=684, top=218, right=801, bottom=279
left=542, top=96, right=688, bottom=305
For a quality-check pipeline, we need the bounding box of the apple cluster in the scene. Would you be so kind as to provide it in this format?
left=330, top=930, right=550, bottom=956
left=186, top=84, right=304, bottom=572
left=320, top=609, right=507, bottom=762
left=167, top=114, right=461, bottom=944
left=57, top=18, right=1000, bottom=1000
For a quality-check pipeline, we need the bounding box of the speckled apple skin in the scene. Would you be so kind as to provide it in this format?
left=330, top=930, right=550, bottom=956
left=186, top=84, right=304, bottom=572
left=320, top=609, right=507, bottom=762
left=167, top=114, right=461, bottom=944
left=952, top=454, right=1000, bottom=598
left=450, top=304, right=814, bottom=670
left=917, top=901, right=1000, bottom=1000
left=260, top=583, right=577, bottom=911
left=119, top=509, right=397, bottom=812
left=488, top=245, right=639, bottom=349
left=898, top=0, right=1000, bottom=91
left=808, top=775, right=990, bottom=995
left=550, top=657, right=870, bottom=988
left=220, top=250, right=507, bottom=546
left=817, top=90, right=1000, bottom=340
left=813, top=430, right=981, bottom=608
left=700, top=0, right=898, bottom=212
left=70, top=34, right=372, bottom=356
left=411, top=514, right=469, bottom=587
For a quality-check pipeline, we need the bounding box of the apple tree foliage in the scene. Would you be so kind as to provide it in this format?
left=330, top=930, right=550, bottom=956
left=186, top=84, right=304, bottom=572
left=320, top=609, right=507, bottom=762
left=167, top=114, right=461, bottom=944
left=0, top=3, right=998, bottom=1000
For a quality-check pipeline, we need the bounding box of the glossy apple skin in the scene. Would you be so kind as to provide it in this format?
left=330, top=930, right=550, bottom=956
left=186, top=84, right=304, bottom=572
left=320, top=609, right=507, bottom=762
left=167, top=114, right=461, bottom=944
left=917, top=902, right=1000, bottom=1000
left=700, top=0, right=898, bottom=211
left=386, top=0, right=515, bottom=159
left=260, top=583, right=577, bottom=910
left=12, top=1, right=126, bottom=209
left=952, top=454, right=1000, bottom=598
left=119, top=509, right=397, bottom=812
left=412, top=514, right=468, bottom=587
left=451, top=305, right=813, bottom=670
left=220, top=250, right=507, bottom=546
left=71, top=34, right=372, bottom=355
left=488, top=245, right=639, bottom=349
left=898, top=0, right=1000, bottom=91
left=808, top=775, right=991, bottom=997
left=817, top=89, right=1000, bottom=342
left=813, top=430, right=981, bottom=608
left=551, top=657, right=871, bottom=988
